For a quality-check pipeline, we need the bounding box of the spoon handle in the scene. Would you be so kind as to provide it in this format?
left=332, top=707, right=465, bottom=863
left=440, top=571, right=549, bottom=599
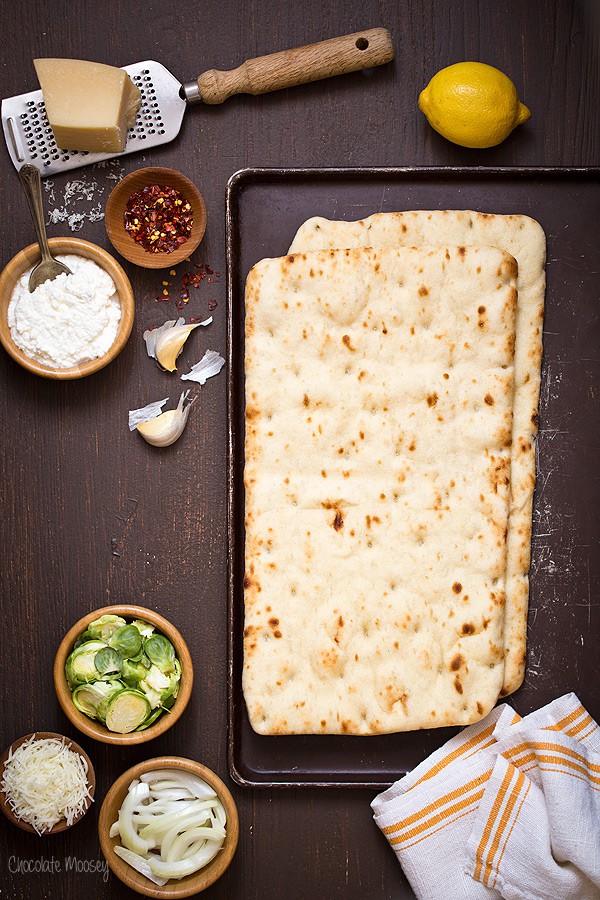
left=18, top=164, right=53, bottom=261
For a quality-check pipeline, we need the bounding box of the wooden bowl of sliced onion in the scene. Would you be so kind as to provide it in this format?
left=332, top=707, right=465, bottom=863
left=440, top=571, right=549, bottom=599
left=98, top=757, right=239, bottom=897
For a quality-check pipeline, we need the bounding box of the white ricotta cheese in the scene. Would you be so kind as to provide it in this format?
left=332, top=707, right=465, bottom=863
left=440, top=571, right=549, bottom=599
left=8, top=253, right=121, bottom=368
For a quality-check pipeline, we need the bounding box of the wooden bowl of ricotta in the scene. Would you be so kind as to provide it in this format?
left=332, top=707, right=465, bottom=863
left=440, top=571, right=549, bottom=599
left=0, top=237, right=135, bottom=379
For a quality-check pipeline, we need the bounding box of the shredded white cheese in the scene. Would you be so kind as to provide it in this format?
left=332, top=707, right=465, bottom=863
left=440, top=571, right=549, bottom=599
left=1, top=735, right=92, bottom=834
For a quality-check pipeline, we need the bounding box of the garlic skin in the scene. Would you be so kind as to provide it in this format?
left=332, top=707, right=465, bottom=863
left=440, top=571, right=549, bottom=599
left=128, top=398, right=168, bottom=431
left=181, top=349, right=225, bottom=384
left=136, top=391, right=195, bottom=447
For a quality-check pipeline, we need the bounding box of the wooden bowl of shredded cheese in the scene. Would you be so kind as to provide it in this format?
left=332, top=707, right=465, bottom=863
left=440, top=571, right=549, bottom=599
left=0, top=732, right=95, bottom=834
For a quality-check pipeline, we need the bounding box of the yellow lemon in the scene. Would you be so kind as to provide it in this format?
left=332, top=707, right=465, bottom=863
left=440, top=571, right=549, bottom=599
left=419, top=62, right=530, bottom=148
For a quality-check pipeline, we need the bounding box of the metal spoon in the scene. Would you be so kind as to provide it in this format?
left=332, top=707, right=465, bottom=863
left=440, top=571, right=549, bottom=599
left=18, top=164, right=71, bottom=292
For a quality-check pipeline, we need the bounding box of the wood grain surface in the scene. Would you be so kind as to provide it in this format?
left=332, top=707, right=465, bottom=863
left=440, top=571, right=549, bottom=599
left=0, top=1, right=598, bottom=898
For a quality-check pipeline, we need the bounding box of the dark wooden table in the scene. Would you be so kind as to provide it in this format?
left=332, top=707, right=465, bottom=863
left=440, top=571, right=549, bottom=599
left=1, top=1, right=598, bottom=897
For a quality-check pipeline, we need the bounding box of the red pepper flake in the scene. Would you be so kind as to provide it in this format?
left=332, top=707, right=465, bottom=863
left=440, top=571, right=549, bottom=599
left=156, top=295, right=171, bottom=302
left=189, top=316, right=205, bottom=323
left=208, top=299, right=218, bottom=310
left=124, top=184, right=193, bottom=254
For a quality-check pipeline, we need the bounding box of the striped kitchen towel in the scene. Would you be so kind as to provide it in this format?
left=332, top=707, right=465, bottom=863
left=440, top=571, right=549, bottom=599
left=371, top=693, right=600, bottom=900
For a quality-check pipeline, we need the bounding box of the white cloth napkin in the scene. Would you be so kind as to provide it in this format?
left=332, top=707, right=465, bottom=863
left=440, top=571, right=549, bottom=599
left=372, top=693, right=600, bottom=900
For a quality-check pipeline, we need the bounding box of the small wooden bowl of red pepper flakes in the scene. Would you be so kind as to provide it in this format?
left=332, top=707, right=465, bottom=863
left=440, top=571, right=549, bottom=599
left=105, top=167, right=207, bottom=269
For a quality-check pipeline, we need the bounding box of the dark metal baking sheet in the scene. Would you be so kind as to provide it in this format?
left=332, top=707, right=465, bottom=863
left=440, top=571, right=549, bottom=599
left=226, top=166, right=600, bottom=788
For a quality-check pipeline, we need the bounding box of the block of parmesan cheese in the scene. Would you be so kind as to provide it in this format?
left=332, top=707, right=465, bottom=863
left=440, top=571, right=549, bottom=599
left=33, top=58, right=141, bottom=153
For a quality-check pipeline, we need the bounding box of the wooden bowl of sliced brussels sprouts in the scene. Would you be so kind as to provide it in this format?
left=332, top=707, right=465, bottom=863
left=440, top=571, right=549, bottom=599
left=54, top=606, right=193, bottom=745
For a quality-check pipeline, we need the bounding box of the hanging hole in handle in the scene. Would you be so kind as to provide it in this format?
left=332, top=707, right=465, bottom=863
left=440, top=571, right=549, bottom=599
left=355, top=38, right=369, bottom=50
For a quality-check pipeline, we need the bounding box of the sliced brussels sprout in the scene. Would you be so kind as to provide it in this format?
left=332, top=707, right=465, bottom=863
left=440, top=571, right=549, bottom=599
left=65, top=641, right=109, bottom=688
left=160, top=670, right=181, bottom=706
left=96, top=680, right=127, bottom=723
left=121, top=658, right=148, bottom=686
left=130, top=619, right=155, bottom=639
left=144, top=634, right=176, bottom=674
left=144, top=665, right=171, bottom=693
left=135, top=706, right=166, bottom=731
left=104, top=689, right=151, bottom=733
left=72, top=679, right=123, bottom=718
left=73, top=629, right=95, bottom=650
left=87, top=614, right=127, bottom=642
left=139, top=681, right=163, bottom=710
left=108, top=624, right=143, bottom=659
left=95, top=646, right=123, bottom=676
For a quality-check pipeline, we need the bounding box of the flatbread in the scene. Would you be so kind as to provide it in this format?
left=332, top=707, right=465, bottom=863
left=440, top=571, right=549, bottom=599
left=288, top=211, right=546, bottom=695
left=243, top=244, right=518, bottom=734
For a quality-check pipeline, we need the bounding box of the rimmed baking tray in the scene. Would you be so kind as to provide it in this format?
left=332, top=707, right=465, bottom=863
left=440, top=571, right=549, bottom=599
left=226, top=166, right=600, bottom=788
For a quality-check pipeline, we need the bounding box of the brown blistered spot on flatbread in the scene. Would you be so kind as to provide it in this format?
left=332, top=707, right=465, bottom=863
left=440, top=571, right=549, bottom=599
left=246, top=405, right=260, bottom=420
left=484, top=394, right=494, bottom=406
left=477, top=702, right=484, bottom=715
left=452, top=582, right=462, bottom=594
left=427, top=393, right=438, bottom=408
left=450, top=654, right=464, bottom=671
left=454, top=677, right=463, bottom=694
left=333, top=510, right=344, bottom=531
left=342, top=334, right=355, bottom=351
left=303, top=394, right=310, bottom=407
left=462, top=622, right=475, bottom=635
left=418, top=285, right=429, bottom=297
left=457, top=246, right=466, bottom=258
left=243, top=574, right=261, bottom=592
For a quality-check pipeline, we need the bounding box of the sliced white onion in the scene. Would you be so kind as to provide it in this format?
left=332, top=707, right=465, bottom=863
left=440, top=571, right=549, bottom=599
left=113, top=846, right=168, bottom=887
left=117, top=782, right=151, bottom=855
left=141, top=770, right=217, bottom=800
left=147, top=840, right=224, bottom=880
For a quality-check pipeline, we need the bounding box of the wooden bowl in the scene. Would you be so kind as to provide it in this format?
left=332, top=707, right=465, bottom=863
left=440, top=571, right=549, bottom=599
left=0, top=731, right=95, bottom=834
left=98, top=756, right=239, bottom=897
left=54, top=605, right=193, bottom=746
left=105, top=167, right=207, bottom=268
left=0, top=237, right=135, bottom=379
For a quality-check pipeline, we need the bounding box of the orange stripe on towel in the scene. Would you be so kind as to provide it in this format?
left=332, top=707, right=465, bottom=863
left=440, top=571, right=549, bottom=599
left=382, top=771, right=492, bottom=836
left=473, top=765, right=515, bottom=881
left=482, top=769, right=526, bottom=887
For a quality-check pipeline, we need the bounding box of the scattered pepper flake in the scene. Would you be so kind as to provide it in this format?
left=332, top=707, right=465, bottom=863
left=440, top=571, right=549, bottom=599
left=124, top=184, right=193, bottom=254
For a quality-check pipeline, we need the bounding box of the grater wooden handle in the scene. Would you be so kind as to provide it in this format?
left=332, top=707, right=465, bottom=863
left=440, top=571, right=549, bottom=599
left=195, top=28, right=394, bottom=105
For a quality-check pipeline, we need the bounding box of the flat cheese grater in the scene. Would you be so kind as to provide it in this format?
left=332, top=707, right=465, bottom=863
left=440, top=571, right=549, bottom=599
left=1, top=29, right=394, bottom=177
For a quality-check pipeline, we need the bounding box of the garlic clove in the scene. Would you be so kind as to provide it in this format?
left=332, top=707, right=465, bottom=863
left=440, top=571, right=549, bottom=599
left=143, top=318, right=184, bottom=360
left=136, top=391, right=195, bottom=447
left=154, top=323, right=201, bottom=372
